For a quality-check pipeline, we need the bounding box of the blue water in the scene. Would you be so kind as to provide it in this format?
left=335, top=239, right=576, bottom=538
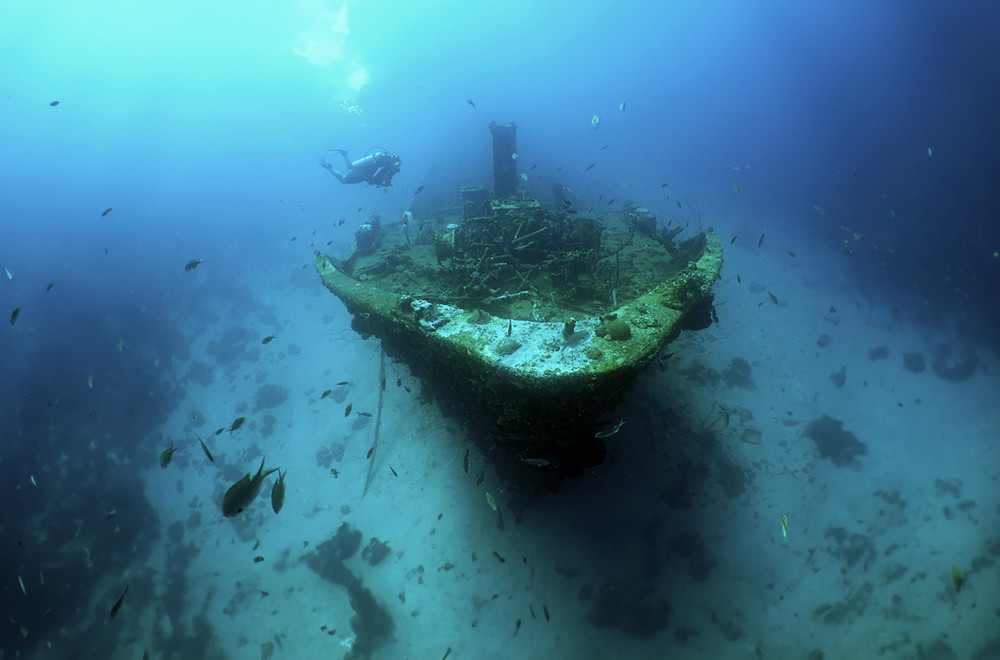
left=3, top=2, right=999, bottom=658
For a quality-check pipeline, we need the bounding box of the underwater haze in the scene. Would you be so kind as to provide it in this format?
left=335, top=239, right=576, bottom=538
left=3, top=1, right=1000, bottom=658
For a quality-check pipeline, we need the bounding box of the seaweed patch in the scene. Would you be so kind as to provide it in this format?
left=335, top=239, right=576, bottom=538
left=805, top=415, right=867, bottom=467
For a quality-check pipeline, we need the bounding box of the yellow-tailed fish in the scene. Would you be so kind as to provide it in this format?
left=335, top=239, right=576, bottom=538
left=159, top=441, right=177, bottom=468
left=223, top=457, right=279, bottom=517
left=270, top=468, right=286, bottom=514
left=780, top=513, right=789, bottom=539
left=951, top=565, right=962, bottom=592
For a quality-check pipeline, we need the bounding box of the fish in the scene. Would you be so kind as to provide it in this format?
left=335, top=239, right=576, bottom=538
left=228, top=416, right=246, bottom=433
left=184, top=258, right=203, bottom=271
left=618, top=101, right=626, bottom=111
left=475, top=468, right=486, bottom=486
left=607, top=198, right=615, bottom=206
left=10, top=307, right=21, bottom=325
left=109, top=584, right=129, bottom=618
left=366, top=446, right=374, bottom=459
left=463, top=449, right=469, bottom=473
left=116, top=339, right=123, bottom=352
left=197, top=434, right=214, bottom=462
left=736, top=274, right=742, bottom=283
left=829, top=306, right=837, bottom=314
left=321, top=389, right=332, bottom=399
left=486, top=491, right=497, bottom=511
left=261, top=335, right=276, bottom=344
left=345, top=404, right=352, bottom=417
left=511, top=152, right=517, bottom=160
left=927, top=147, right=933, bottom=157
left=768, top=291, right=778, bottom=305
left=561, top=199, right=572, bottom=208
left=389, top=465, right=398, bottom=477
left=46, top=282, right=54, bottom=291
left=595, top=418, right=626, bottom=439
left=676, top=201, right=682, bottom=209
left=18, top=575, right=25, bottom=594
left=442, top=647, right=452, bottom=660
left=950, top=565, right=962, bottom=591
left=513, top=618, right=521, bottom=637
left=159, top=441, right=177, bottom=468
left=101, top=207, right=113, bottom=217
left=271, top=468, right=286, bottom=514
left=718, top=404, right=730, bottom=428
left=585, top=163, right=595, bottom=171
left=591, top=114, right=600, bottom=129
left=223, top=457, right=280, bottom=517
left=521, top=457, right=550, bottom=467
left=544, top=605, right=550, bottom=621
left=493, top=550, right=506, bottom=563
left=4, top=267, right=11, bottom=280
left=467, top=99, right=477, bottom=110
left=254, top=555, right=265, bottom=563
left=496, top=505, right=504, bottom=530
left=661, top=183, right=669, bottom=187
left=787, top=251, right=796, bottom=258
left=757, top=232, right=766, bottom=247
left=730, top=236, right=738, bottom=245
left=49, top=100, right=60, bottom=106
left=87, top=374, right=93, bottom=388
left=780, top=513, right=789, bottom=539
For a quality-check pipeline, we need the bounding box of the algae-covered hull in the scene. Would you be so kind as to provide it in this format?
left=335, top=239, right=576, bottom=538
left=314, top=197, right=722, bottom=469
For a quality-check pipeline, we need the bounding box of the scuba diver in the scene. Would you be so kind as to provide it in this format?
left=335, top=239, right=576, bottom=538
left=318, top=147, right=401, bottom=189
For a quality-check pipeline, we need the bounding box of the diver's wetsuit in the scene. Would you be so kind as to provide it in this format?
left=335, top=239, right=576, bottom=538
left=319, top=149, right=400, bottom=188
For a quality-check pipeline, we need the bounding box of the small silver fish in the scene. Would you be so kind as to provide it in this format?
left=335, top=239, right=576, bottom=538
left=109, top=584, right=129, bottom=618
left=595, top=418, right=626, bottom=439
left=197, top=434, right=214, bottom=462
